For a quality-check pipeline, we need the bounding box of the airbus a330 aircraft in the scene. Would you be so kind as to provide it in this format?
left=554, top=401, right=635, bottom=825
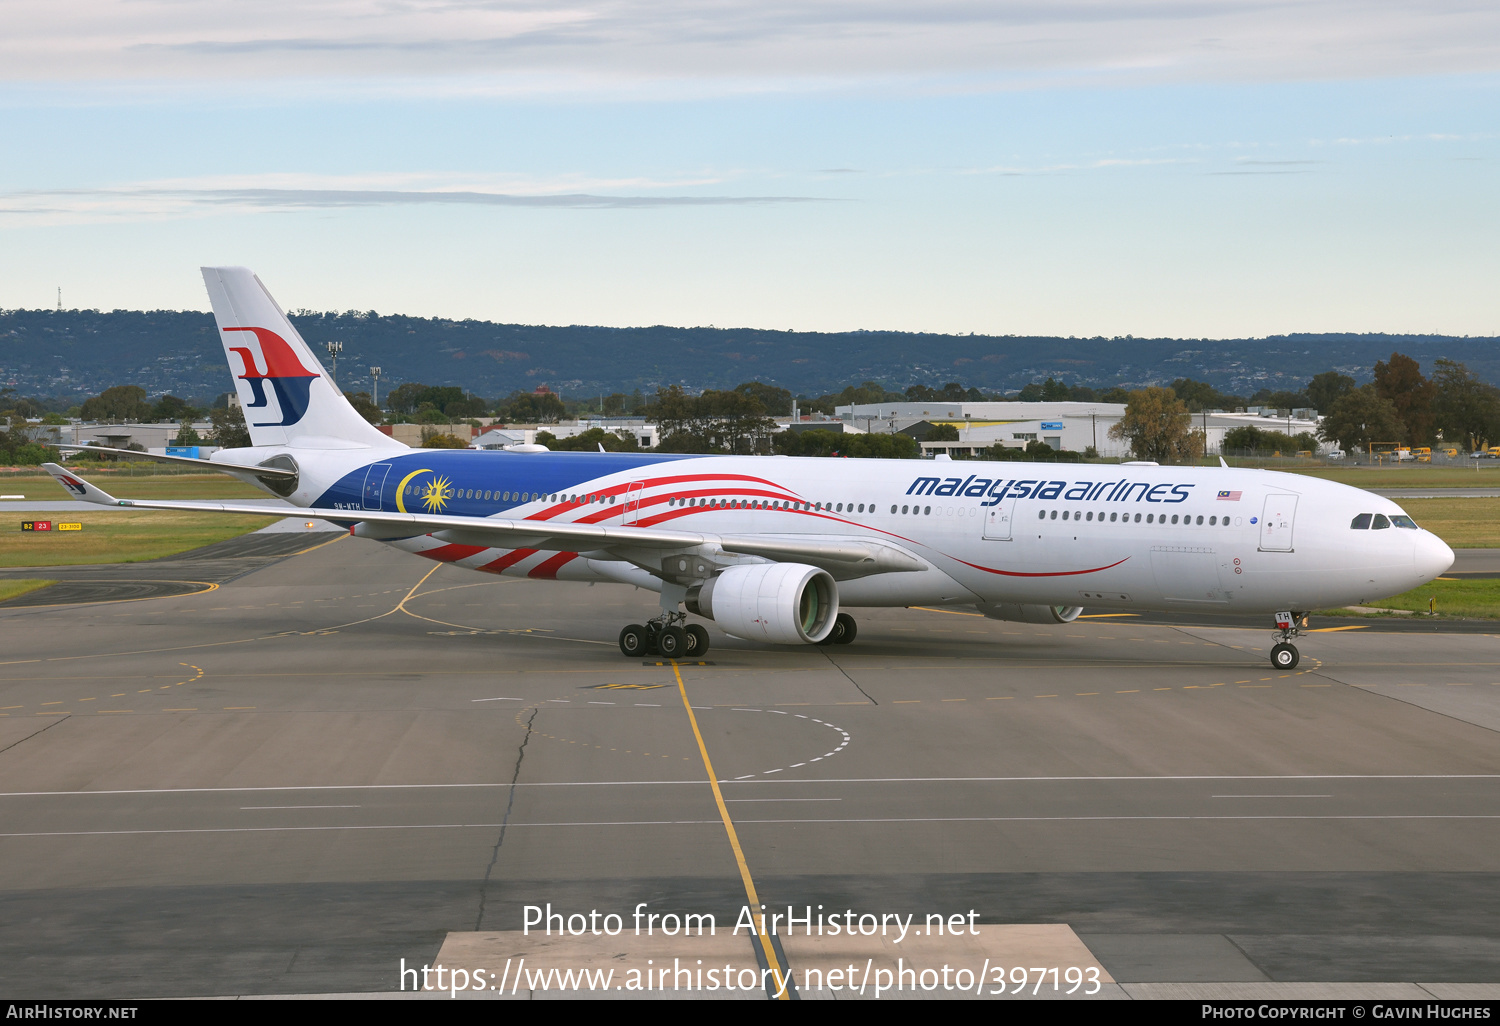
left=47, top=267, right=1454, bottom=670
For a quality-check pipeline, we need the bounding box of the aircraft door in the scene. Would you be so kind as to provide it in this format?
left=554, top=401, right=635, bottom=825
left=362, top=464, right=392, bottom=511
left=982, top=496, right=1016, bottom=540
left=623, top=481, right=645, bottom=526
left=1258, top=493, right=1298, bottom=552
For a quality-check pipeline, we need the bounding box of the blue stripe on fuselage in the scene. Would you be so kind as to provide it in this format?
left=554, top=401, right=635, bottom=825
left=316, top=450, right=695, bottom=514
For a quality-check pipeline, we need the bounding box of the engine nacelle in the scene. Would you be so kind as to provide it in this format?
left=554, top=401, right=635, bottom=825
left=978, top=603, right=1084, bottom=624
left=686, top=563, right=839, bottom=644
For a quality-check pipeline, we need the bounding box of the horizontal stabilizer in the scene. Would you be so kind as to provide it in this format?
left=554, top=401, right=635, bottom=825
left=53, top=444, right=297, bottom=478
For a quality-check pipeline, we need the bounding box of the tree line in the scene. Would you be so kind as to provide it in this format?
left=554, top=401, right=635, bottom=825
left=1106, top=353, right=1500, bottom=461
left=7, top=351, right=1498, bottom=466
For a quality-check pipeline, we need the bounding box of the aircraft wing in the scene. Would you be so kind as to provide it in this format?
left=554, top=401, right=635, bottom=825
left=41, top=463, right=925, bottom=578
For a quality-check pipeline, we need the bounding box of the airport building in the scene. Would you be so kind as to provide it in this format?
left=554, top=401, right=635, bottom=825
left=835, top=401, right=1131, bottom=457
left=832, top=401, right=1328, bottom=459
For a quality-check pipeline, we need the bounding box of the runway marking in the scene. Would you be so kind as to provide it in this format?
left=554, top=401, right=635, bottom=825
left=7, top=813, right=1500, bottom=839
left=1, top=772, right=1494, bottom=800
left=0, top=663, right=204, bottom=717
left=671, top=661, right=792, bottom=1001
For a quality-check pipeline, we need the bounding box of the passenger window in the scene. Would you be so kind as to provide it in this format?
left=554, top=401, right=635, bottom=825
left=1372, top=514, right=1391, bottom=530
left=1038, top=510, right=1046, bottom=520
left=1110, top=512, right=1118, bottom=522
left=1050, top=510, right=1058, bottom=520
left=1196, top=515, right=1203, bottom=525
left=924, top=506, right=931, bottom=515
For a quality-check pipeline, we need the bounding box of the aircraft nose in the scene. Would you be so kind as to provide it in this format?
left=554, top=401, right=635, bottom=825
left=1415, top=532, right=1454, bottom=582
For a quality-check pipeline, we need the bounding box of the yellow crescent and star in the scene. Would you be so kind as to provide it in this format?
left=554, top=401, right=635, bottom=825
left=394, top=468, right=453, bottom=514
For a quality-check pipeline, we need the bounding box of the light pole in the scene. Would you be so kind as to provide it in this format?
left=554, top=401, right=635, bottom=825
left=370, top=366, right=382, bottom=409
left=325, top=340, right=343, bottom=388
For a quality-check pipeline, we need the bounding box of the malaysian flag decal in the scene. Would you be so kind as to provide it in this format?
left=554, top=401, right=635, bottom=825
left=1217, top=490, right=1242, bottom=501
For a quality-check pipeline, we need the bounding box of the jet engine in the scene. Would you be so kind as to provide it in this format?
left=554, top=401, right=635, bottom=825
left=686, top=563, right=839, bottom=644
left=978, top=603, right=1084, bottom=624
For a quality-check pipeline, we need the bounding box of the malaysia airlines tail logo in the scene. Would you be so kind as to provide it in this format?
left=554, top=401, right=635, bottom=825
left=223, top=327, right=321, bottom=427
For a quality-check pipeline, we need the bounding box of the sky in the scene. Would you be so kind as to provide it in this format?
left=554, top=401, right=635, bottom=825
left=1, top=1, right=1498, bottom=339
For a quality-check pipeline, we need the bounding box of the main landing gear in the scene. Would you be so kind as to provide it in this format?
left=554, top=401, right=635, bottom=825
left=619, top=611, right=711, bottom=659
left=817, top=613, right=859, bottom=646
left=616, top=610, right=860, bottom=657
left=1270, top=610, right=1307, bottom=670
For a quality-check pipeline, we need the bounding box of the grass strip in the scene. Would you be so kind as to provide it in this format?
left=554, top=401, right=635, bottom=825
left=0, top=579, right=57, bottom=603
left=1396, top=498, right=1500, bottom=548
left=1323, top=577, right=1500, bottom=620
left=1, top=510, right=276, bottom=567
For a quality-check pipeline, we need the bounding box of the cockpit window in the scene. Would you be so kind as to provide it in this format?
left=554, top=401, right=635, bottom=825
left=1371, top=513, right=1391, bottom=530
left=1391, top=515, right=1418, bottom=529
left=1350, top=513, right=1372, bottom=530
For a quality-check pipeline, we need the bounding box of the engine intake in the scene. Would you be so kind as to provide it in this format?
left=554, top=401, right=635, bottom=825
left=978, top=603, right=1083, bottom=624
left=686, top=563, right=839, bottom=645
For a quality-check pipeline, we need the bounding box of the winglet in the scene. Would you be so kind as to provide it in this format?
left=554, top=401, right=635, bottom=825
left=1219, top=456, right=1229, bottom=468
left=41, top=463, right=128, bottom=506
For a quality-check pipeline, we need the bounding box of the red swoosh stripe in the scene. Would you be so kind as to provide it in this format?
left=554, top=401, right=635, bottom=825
left=417, top=543, right=488, bottom=564
left=528, top=552, right=579, bottom=579
left=479, top=548, right=538, bottom=573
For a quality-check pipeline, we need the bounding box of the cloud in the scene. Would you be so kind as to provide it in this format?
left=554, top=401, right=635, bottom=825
left=5, top=1, right=1500, bottom=94
left=0, top=176, right=829, bottom=226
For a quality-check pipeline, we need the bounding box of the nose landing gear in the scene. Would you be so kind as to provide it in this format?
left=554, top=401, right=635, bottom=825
left=1270, top=610, right=1307, bottom=669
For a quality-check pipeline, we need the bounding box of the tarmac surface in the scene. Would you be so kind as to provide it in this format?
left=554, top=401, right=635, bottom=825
left=0, top=532, right=1497, bottom=999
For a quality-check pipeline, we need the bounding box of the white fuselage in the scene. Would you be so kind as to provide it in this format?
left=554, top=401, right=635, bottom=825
left=219, top=447, right=1454, bottom=615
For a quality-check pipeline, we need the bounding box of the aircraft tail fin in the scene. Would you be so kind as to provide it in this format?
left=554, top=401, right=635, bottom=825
left=201, top=267, right=403, bottom=451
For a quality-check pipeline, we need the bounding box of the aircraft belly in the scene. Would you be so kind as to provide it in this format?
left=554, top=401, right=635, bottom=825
left=837, top=567, right=979, bottom=607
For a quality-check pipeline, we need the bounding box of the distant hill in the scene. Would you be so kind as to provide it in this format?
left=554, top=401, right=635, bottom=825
left=3, top=307, right=1496, bottom=404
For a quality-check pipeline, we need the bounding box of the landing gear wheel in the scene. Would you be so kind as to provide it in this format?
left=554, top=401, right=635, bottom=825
left=657, top=625, right=689, bottom=658
left=832, top=613, right=857, bottom=645
left=618, top=624, right=648, bottom=658
left=685, top=624, right=710, bottom=657
left=1270, top=643, right=1300, bottom=670
left=818, top=612, right=858, bottom=646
